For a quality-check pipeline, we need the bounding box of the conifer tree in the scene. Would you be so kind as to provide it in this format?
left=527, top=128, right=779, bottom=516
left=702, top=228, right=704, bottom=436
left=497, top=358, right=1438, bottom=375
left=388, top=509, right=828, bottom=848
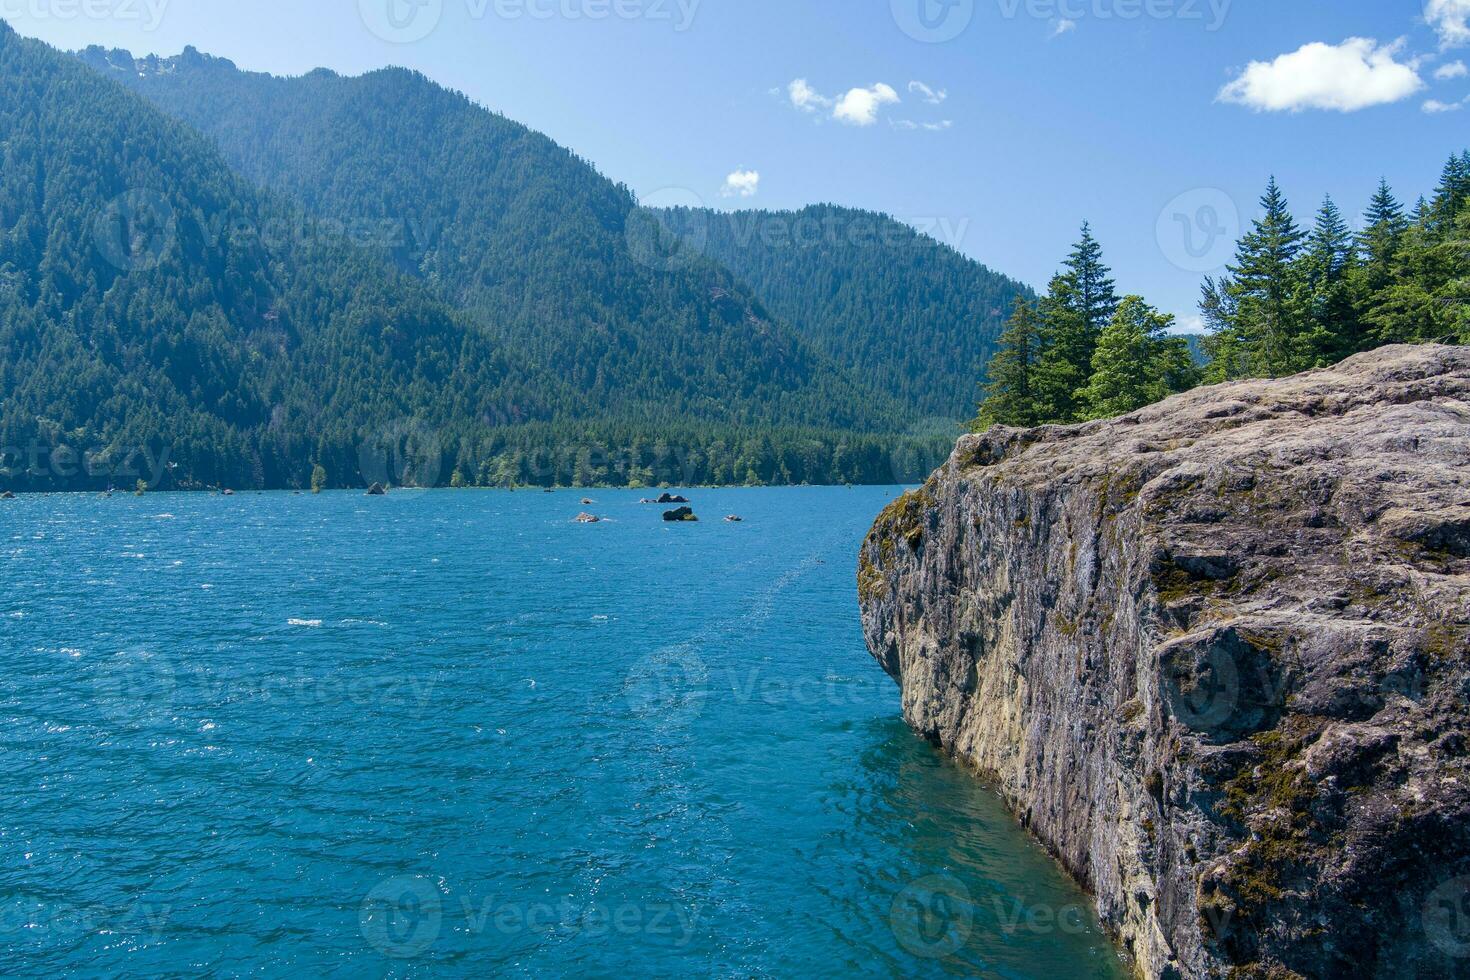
left=1300, top=195, right=1359, bottom=362
left=1356, top=180, right=1408, bottom=280
left=1034, top=223, right=1119, bottom=422
left=1079, top=296, right=1197, bottom=419
left=1198, top=275, right=1245, bottom=383
left=975, top=297, right=1045, bottom=429
left=1426, top=154, right=1470, bottom=236
left=1065, top=221, right=1120, bottom=337
left=1201, top=178, right=1307, bottom=378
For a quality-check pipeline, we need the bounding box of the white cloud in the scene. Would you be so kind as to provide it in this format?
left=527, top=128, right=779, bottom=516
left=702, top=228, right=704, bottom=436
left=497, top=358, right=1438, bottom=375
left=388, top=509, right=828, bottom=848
left=1427, top=0, right=1470, bottom=49
left=1171, top=314, right=1205, bottom=336
left=1051, top=18, right=1077, bottom=37
left=721, top=169, right=761, bottom=198
left=1436, top=59, right=1469, bottom=79
left=1424, top=96, right=1466, bottom=112
left=788, top=78, right=830, bottom=113
left=785, top=78, right=945, bottom=130
left=908, top=80, right=947, bottom=104
left=1218, top=38, right=1424, bottom=112
left=833, top=83, right=900, bottom=126
left=893, top=119, right=953, bottom=131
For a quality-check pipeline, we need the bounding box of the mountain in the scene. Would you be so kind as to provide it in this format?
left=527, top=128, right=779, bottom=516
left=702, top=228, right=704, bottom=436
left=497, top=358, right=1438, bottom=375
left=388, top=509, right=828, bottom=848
left=659, top=205, right=1032, bottom=420
left=0, top=25, right=953, bottom=491
left=74, top=44, right=908, bottom=436
left=0, top=21, right=523, bottom=492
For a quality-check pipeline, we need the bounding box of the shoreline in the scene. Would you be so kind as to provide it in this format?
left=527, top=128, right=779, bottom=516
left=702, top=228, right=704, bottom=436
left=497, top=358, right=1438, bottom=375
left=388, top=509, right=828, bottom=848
left=0, top=483, right=920, bottom=498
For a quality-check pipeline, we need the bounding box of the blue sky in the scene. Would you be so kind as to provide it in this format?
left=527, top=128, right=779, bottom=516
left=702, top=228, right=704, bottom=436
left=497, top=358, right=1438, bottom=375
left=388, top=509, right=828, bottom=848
left=10, top=0, right=1470, bottom=327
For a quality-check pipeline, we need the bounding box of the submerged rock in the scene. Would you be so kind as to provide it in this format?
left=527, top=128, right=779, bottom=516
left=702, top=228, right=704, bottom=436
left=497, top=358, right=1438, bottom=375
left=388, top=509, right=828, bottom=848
left=365, top=483, right=386, bottom=496
left=858, top=345, right=1470, bottom=979
left=0, top=490, right=14, bottom=499
left=655, top=492, right=689, bottom=504
left=724, top=515, right=743, bottom=523
left=575, top=512, right=601, bottom=523
left=663, top=506, right=698, bottom=522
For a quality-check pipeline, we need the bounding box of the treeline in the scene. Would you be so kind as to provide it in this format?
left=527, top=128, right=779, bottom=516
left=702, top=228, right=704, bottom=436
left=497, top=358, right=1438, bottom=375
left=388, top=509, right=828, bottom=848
left=977, top=153, right=1470, bottom=429
left=1201, top=160, right=1470, bottom=376
left=0, top=423, right=951, bottom=492
left=435, top=424, right=949, bottom=489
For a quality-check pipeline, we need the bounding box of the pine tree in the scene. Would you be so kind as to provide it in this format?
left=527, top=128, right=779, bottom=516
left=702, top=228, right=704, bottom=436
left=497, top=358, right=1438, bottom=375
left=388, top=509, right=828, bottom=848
left=1205, top=177, right=1307, bottom=378
left=1363, top=167, right=1470, bottom=345
left=1066, top=221, right=1120, bottom=337
left=1078, top=296, right=1177, bottom=420
left=1300, top=195, right=1359, bottom=363
left=1356, top=180, right=1408, bottom=281
left=310, top=464, right=327, bottom=493
left=1199, top=275, right=1245, bottom=383
left=1426, top=155, right=1470, bottom=236
left=975, top=297, right=1045, bottom=430
left=1034, top=224, right=1119, bottom=422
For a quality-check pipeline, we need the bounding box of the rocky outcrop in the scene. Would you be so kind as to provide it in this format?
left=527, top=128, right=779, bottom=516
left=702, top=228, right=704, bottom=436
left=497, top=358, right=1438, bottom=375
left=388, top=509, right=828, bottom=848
left=859, top=345, right=1470, bottom=978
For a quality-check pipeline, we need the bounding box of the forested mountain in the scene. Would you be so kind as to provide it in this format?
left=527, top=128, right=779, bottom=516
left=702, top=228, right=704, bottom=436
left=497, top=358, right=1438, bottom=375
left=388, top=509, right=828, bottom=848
left=0, top=26, right=956, bottom=491
left=75, top=44, right=906, bottom=435
left=0, top=21, right=526, bottom=491
left=658, top=205, right=1030, bottom=420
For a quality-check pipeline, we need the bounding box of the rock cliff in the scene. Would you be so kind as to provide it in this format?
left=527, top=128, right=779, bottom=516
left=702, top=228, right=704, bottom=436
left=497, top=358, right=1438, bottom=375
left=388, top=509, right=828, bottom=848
left=859, top=345, right=1470, bottom=978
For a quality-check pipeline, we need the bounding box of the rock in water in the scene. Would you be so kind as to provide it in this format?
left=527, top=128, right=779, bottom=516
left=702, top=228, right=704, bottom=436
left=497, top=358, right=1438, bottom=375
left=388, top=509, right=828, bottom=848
left=857, top=345, right=1470, bottom=979
left=656, top=492, right=689, bottom=504
left=575, top=512, right=600, bottom=523
left=365, top=483, right=386, bottom=496
left=663, top=506, right=698, bottom=522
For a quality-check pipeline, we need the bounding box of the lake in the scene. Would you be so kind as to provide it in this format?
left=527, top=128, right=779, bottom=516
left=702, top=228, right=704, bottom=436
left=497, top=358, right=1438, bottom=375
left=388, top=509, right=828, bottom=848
left=0, top=487, right=1125, bottom=977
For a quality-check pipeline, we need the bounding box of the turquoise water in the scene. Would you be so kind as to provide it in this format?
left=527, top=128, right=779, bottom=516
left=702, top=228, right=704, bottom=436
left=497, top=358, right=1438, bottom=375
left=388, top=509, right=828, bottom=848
left=0, top=487, right=1125, bottom=977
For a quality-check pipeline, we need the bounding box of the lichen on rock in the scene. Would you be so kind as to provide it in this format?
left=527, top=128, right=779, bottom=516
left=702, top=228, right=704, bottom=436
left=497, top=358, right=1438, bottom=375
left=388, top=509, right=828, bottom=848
left=858, top=345, right=1470, bottom=978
